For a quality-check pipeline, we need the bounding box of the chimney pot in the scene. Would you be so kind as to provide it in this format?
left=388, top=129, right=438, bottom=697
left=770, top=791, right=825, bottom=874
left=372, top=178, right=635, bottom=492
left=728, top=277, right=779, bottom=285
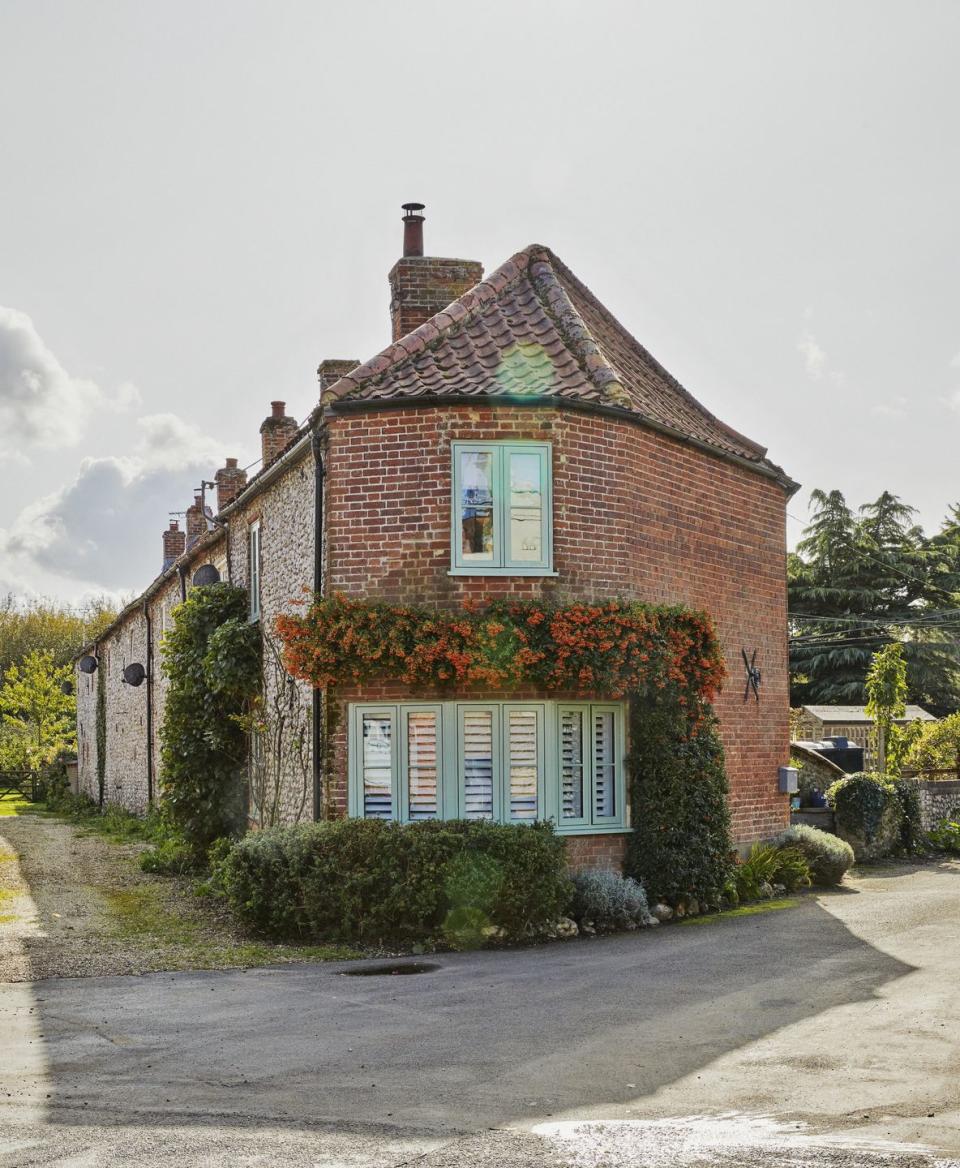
left=402, top=202, right=426, bottom=257
left=260, top=402, right=299, bottom=467
left=389, top=204, right=483, bottom=341
left=215, top=456, right=248, bottom=511
left=162, top=517, right=187, bottom=570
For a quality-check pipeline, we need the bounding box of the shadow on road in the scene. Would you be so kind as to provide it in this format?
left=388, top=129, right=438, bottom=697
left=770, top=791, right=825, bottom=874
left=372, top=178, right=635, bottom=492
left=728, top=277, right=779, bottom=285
left=12, top=891, right=918, bottom=1137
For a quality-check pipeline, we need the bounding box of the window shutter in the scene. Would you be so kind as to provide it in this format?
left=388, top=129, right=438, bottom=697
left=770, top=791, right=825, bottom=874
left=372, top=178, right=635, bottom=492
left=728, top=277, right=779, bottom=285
left=461, top=709, right=495, bottom=819
left=593, top=710, right=617, bottom=819
left=560, top=708, right=586, bottom=820
left=406, top=710, right=439, bottom=819
left=361, top=712, right=393, bottom=819
left=506, top=708, right=539, bottom=820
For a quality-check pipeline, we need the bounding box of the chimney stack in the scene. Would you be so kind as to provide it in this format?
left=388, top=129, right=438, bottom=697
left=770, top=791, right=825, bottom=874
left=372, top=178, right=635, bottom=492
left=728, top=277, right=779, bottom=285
left=215, top=456, right=248, bottom=511
left=185, top=495, right=208, bottom=548
left=317, top=358, right=360, bottom=395
left=259, top=401, right=299, bottom=467
left=388, top=202, right=483, bottom=342
left=162, top=520, right=186, bottom=571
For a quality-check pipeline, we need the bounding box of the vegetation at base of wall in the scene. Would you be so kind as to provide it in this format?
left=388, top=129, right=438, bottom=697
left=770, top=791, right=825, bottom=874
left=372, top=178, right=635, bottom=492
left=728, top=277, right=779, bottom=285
left=209, top=818, right=573, bottom=947
left=625, top=700, right=733, bottom=907
left=159, top=584, right=261, bottom=857
left=276, top=594, right=725, bottom=701
left=729, top=843, right=812, bottom=903
left=773, top=824, right=855, bottom=886
left=927, top=818, right=960, bottom=853
left=569, top=869, right=654, bottom=931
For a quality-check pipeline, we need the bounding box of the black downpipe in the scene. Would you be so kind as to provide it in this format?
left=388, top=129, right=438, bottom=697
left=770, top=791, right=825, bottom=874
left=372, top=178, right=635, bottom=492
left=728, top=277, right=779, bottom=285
left=178, top=564, right=187, bottom=603
left=143, top=603, right=154, bottom=805
left=311, top=430, right=325, bottom=821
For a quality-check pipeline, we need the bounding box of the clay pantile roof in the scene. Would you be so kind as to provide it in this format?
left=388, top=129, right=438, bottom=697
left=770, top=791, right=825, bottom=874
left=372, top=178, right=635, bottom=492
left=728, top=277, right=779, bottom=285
left=321, top=245, right=792, bottom=483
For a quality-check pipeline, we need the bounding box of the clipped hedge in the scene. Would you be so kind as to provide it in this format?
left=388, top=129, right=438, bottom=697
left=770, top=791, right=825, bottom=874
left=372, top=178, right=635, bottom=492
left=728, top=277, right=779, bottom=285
left=774, top=824, right=854, bottom=886
left=211, top=818, right=572, bottom=946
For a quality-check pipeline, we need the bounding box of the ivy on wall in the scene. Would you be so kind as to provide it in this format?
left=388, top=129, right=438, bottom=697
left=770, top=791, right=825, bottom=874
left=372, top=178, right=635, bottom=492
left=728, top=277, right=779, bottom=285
left=159, top=584, right=261, bottom=855
left=277, top=593, right=733, bottom=904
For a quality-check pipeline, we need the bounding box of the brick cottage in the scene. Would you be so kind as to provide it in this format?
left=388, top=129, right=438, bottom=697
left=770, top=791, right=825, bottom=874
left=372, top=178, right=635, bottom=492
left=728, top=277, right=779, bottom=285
left=76, top=205, right=798, bottom=866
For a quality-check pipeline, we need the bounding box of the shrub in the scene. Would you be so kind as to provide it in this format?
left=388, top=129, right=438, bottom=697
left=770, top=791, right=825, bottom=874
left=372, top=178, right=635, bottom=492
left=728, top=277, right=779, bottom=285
left=827, top=772, right=903, bottom=860
left=772, top=846, right=813, bottom=892
left=569, top=869, right=654, bottom=931
left=211, top=818, right=572, bottom=946
left=773, top=824, right=854, bottom=886
left=927, top=818, right=960, bottom=854
left=733, top=843, right=780, bottom=901
left=626, top=702, right=733, bottom=907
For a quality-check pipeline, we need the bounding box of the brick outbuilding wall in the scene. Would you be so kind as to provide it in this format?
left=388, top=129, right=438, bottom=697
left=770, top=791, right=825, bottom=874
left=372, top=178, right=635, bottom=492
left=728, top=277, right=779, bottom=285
left=323, top=402, right=791, bottom=845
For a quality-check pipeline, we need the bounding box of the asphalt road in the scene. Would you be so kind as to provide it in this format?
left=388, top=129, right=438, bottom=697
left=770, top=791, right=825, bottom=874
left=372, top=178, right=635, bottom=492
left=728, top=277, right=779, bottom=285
left=2, top=860, right=959, bottom=1167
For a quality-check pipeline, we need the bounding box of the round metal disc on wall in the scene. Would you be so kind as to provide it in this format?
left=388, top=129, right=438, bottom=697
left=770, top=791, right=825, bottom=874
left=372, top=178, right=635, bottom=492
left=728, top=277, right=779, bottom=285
left=192, top=564, right=221, bottom=586
left=78, top=655, right=98, bottom=674
left=123, top=662, right=146, bottom=687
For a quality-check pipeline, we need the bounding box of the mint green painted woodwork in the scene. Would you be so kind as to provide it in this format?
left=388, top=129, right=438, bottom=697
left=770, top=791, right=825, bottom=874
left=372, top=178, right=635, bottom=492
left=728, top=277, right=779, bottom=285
left=450, top=441, right=554, bottom=575
left=347, top=700, right=626, bottom=833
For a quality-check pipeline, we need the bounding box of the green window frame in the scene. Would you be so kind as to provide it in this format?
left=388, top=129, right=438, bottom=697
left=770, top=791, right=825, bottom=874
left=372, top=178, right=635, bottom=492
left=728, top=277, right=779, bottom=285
left=450, top=441, right=554, bottom=575
left=248, top=521, right=261, bottom=622
left=347, top=701, right=626, bottom=834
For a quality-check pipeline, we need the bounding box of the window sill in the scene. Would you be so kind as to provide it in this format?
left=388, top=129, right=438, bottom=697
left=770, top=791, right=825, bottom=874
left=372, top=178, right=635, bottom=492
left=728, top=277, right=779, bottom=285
left=554, top=824, right=631, bottom=836
left=447, top=568, right=559, bottom=578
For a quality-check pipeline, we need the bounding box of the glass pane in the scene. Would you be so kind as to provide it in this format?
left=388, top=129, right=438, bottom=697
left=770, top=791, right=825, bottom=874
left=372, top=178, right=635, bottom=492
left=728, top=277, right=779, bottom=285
left=560, top=710, right=585, bottom=819
left=509, top=452, right=543, bottom=562
left=594, top=711, right=616, bottom=818
left=407, top=711, right=439, bottom=820
left=460, top=451, right=495, bottom=562
left=507, top=708, right=539, bottom=820
left=362, top=714, right=393, bottom=819
left=462, top=709, right=494, bottom=819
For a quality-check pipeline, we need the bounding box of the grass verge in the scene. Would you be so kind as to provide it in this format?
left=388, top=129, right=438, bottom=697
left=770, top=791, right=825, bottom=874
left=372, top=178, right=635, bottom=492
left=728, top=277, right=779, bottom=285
left=679, top=898, right=800, bottom=926
left=0, top=791, right=29, bottom=817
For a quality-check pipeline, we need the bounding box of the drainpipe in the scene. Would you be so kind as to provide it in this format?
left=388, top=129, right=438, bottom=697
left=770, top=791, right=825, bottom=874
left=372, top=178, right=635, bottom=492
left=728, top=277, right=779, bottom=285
left=311, top=429, right=325, bottom=821
left=177, top=563, right=188, bottom=603
left=143, top=602, right=154, bottom=805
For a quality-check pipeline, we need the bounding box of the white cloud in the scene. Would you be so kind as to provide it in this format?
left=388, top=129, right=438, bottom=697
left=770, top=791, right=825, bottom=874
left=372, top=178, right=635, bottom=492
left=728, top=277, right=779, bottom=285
left=0, top=414, right=226, bottom=589
left=0, top=306, right=139, bottom=455
left=797, top=329, right=845, bottom=387
left=871, top=395, right=909, bottom=419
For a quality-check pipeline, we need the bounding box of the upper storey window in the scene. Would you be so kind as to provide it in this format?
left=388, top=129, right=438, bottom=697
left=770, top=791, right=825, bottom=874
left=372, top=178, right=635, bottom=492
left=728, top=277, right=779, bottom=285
left=450, top=442, right=554, bottom=575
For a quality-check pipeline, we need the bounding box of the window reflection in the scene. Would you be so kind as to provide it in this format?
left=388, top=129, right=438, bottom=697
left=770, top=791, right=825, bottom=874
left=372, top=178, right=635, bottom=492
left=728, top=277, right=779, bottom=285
left=460, top=451, right=495, bottom=561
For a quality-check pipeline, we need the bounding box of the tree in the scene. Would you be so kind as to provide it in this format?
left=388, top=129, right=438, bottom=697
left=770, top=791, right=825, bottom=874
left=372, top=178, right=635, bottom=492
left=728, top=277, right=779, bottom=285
left=0, top=594, right=117, bottom=677
left=789, top=490, right=960, bottom=712
left=864, top=643, right=906, bottom=774
left=905, top=712, right=960, bottom=780
left=0, top=649, right=76, bottom=771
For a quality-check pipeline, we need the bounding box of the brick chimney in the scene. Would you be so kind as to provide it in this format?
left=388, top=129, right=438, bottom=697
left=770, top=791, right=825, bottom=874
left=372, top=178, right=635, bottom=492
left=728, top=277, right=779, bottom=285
left=162, top=520, right=186, bottom=571
left=259, top=401, right=299, bottom=467
left=317, top=359, right=360, bottom=395
left=185, top=495, right=208, bottom=548
left=388, top=203, right=483, bottom=341
left=215, top=457, right=247, bottom=511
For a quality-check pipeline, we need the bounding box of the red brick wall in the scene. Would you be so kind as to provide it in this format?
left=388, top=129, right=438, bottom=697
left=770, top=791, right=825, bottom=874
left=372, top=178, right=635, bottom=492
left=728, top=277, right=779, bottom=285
left=388, top=257, right=484, bottom=341
left=322, top=403, right=791, bottom=844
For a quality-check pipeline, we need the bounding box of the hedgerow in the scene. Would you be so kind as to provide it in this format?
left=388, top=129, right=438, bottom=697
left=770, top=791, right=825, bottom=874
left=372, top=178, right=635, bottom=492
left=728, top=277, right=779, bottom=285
left=210, top=818, right=572, bottom=946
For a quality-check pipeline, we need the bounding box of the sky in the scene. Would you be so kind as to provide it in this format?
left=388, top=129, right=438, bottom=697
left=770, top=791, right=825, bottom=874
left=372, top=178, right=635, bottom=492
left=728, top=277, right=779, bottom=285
left=1, top=0, right=959, bottom=607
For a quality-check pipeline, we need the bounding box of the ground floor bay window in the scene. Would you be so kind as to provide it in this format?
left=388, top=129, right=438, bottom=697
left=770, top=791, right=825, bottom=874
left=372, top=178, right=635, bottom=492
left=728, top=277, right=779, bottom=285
left=347, top=701, right=627, bottom=834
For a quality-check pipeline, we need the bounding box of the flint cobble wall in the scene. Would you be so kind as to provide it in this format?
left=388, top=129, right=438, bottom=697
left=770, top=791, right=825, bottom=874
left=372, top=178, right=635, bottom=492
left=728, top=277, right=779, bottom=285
left=917, top=780, right=960, bottom=831
left=228, top=449, right=316, bottom=825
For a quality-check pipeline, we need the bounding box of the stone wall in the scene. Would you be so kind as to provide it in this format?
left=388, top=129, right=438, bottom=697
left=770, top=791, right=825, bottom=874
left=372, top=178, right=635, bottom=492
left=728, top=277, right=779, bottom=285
left=323, top=402, right=792, bottom=845
left=917, top=780, right=960, bottom=831
left=228, top=448, right=316, bottom=826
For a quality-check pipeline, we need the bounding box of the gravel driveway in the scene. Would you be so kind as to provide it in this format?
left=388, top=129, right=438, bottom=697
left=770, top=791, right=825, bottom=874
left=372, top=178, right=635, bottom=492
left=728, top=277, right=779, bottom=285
left=0, top=813, right=355, bottom=981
